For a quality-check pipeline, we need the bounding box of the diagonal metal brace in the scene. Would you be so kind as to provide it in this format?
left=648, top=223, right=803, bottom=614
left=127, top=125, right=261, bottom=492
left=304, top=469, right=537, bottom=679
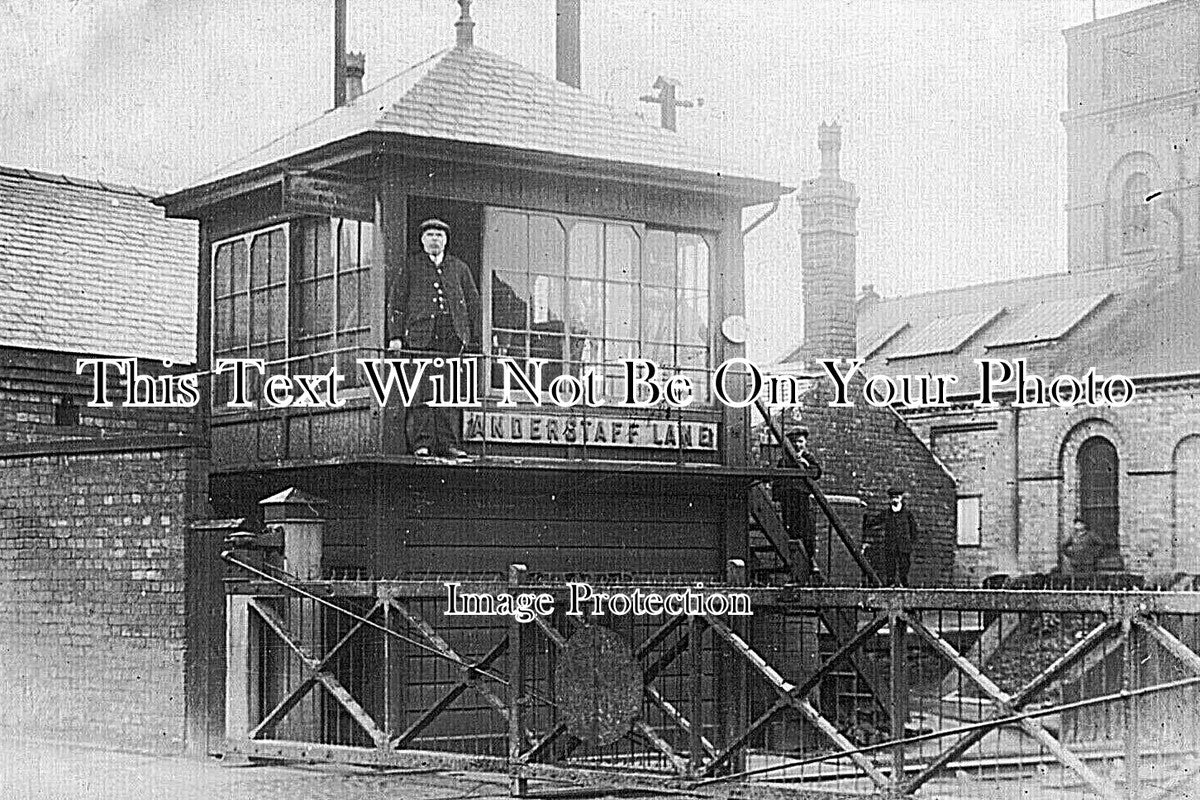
left=901, top=611, right=1121, bottom=800
left=705, top=614, right=890, bottom=788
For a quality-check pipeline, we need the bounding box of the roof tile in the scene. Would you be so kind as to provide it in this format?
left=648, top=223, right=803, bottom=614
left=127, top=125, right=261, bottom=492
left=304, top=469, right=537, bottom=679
left=0, top=170, right=197, bottom=362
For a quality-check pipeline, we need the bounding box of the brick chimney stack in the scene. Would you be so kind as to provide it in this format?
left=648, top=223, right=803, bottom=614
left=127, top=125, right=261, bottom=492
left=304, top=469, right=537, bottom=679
left=345, top=52, right=365, bottom=102
left=797, top=122, right=859, bottom=361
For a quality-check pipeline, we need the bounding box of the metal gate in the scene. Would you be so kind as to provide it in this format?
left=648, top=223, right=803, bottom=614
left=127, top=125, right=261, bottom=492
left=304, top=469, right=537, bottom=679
left=221, top=554, right=1200, bottom=799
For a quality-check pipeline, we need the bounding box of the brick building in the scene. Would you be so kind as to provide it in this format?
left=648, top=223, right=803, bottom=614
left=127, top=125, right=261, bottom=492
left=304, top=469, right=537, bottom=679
left=0, top=167, right=204, bottom=752
left=830, top=0, right=1200, bottom=585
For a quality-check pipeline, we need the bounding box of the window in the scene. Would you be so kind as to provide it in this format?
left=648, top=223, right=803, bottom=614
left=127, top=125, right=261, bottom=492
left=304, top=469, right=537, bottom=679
left=1078, top=437, right=1120, bottom=563
left=212, top=225, right=288, bottom=404
left=484, top=208, right=711, bottom=401
left=956, top=496, right=981, bottom=547
left=211, top=218, right=374, bottom=405
left=1121, top=172, right=1151, bottom=252
left=292, top=218, right=373, bottom=386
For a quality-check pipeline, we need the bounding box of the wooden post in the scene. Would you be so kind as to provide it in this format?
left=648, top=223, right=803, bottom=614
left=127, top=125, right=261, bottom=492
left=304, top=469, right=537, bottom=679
left=889, top=611, right=907, bottom=791
left=260, top=488, right=327, bottom=740
left=508, top=563, right=528, bottom=797
left=225, top=594, right=253, bottom=741
left=184, top=517, right=239, bottom=755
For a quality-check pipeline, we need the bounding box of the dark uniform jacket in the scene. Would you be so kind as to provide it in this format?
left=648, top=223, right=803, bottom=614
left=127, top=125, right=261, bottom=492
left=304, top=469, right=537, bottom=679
left=772, top=451, right=823, bottom=539
left=389, top=251, right=481, bottom=348
left=874, top=506, right=919, bottom=554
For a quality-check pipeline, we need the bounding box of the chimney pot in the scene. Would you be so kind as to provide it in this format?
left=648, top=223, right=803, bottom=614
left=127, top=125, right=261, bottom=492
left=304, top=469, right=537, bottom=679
left=456, top=0, right=475, bottom=47
left=345, top=52, right=365, bottom=102
left=818, top=121, right=842, bottom=178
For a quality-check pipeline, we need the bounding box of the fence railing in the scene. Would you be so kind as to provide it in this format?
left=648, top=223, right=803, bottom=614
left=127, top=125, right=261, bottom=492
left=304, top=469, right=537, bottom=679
left=222, top=554, right=1200, bottom=798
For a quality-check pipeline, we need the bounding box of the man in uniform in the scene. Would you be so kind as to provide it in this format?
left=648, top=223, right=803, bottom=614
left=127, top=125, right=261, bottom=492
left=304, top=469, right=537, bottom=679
left=388, top=218, right=480, bottom=458
left=772, top=426, right=823, bottom=581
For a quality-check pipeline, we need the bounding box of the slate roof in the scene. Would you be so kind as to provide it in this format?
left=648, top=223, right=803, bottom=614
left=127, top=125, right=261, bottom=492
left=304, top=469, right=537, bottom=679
left=785, top=261, right=1200, bottom=395
left=0, top=167, right=198, bottom=363
left=184, top=43, right=778, bottom=198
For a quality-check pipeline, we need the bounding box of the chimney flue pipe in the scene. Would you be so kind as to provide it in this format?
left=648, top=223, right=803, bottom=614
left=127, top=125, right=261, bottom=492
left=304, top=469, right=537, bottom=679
left=556, top=0, right=581, bottom=88
left=333, top=0, right=347, bottom=107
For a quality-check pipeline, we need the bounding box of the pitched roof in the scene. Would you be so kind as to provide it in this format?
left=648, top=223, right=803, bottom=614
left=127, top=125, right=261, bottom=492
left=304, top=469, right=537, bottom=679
left=184, top=44, right=778, bottom=198
left=851, top=262, right=1200, bottom=394
left=0, top=167, right=198, bottom=363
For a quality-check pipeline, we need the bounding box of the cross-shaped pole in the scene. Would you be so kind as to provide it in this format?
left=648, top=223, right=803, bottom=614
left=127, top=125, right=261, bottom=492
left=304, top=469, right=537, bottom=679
left=639, top=76, right=701, bottom=132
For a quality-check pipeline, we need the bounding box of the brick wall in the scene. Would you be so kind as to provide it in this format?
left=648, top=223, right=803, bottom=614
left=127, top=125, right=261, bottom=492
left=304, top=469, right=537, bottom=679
left=0, top=347, right=194, bottom=444
left=767, top=373, right=958, bottom=586
left=905, top=378, right=1200, bottom=584
left=0, top=444, right=201, bottom=753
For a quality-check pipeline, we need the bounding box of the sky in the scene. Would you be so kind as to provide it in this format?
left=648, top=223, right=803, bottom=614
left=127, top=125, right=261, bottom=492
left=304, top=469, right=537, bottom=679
left=0, top=0, right=1163, bottom=362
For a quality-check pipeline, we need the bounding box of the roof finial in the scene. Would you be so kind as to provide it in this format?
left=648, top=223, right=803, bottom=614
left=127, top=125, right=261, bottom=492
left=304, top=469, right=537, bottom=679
left=455, top=0, right=475, bottom=47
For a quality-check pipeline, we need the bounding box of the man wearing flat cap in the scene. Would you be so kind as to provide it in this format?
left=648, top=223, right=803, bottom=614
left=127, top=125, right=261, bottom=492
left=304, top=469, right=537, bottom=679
left=772, top=426, right=823, bottom=582
left=865, top=485, right=920, bottom=587
left=388, top=218, right=481, bottom=458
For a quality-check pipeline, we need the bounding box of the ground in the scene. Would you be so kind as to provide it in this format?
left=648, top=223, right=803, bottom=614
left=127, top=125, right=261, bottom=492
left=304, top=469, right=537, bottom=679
left=1, top=739, right=524, bottom=800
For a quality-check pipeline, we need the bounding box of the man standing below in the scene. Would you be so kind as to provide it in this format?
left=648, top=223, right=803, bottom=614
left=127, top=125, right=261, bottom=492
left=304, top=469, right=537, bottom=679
left=772, top=426, right=823, bottom=581
left=388, top=218, right=480, bottom=458
left=867, top=485, right=919, bottom=587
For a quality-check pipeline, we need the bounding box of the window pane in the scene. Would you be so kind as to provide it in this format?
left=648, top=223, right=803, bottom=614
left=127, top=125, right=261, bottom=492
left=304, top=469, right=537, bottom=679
left=488, top=211, right=527, bottom=272
left=228, top=239, right=247, bottom=293
left=250, top=233, right=272, bottom=287
left=530, top=274, right=563, bottom=327
left=268, top=229, right=287, bottom=284
left=569, top=279, right=604, bottom=338
left=957, top=497, right=982, bottom=546
left=251, top=290, right=271, bottom=345
left=605, top=282, right=637, bottom=339
left=641, top=286, right=676, bottom=345
left=337, top=219, right=356, bottom=272
left=214, top=243, right=233, bottom=296
left=678, top=346, right=706, bottom=369
left=529, top=332, right=565, bottom=367
left=215, top=297, right=234, bottom=350
left=569, top=220, right=602, bottom=278
left=569, top=334, right=602, bottom=366
left=315, top=276, right=334, bottom=334
left=678, top=290, right=708, bottom=345
left=677, top=233, right=709, bottom=293
left=644, top=229, right=675, bottom=285
left=530, top=216, right=565, bottom=275
left=232, top=295, right=248, bottom=347
left=337, top=269, right=361, bottom=330
left=358, top=221, right=375, bottom=269
left=269, top=285, right=287, bottom=344
left=493, top=271, right=529, bottom=330
left=606, top=224, right=639, bottom=282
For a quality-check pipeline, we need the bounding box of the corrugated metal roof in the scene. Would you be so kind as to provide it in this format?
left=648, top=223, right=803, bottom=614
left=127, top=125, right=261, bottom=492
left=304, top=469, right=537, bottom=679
left=193, top=44, right=776, bottom=193
left=887, top=310, right=1003, bottom=360
left=985, top=294, right=1109, bottom=348
left=0, top=168, right=197, bottom=362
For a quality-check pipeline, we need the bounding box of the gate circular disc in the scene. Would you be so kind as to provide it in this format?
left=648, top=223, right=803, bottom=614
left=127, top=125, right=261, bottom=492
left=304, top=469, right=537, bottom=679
left=554, top=625, right=643, bottom=747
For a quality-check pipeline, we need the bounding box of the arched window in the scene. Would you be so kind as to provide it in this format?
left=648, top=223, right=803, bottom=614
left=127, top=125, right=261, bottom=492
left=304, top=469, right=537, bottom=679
left=1078, top=437, right=1121, bottom=567
left=1121, top=172, right=1151, bottom=252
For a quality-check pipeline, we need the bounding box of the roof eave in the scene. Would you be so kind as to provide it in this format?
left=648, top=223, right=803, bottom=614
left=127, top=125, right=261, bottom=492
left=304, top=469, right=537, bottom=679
left=155, top=133, right=381, bottom=218
left=157, top=130, right=786, bottom=218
